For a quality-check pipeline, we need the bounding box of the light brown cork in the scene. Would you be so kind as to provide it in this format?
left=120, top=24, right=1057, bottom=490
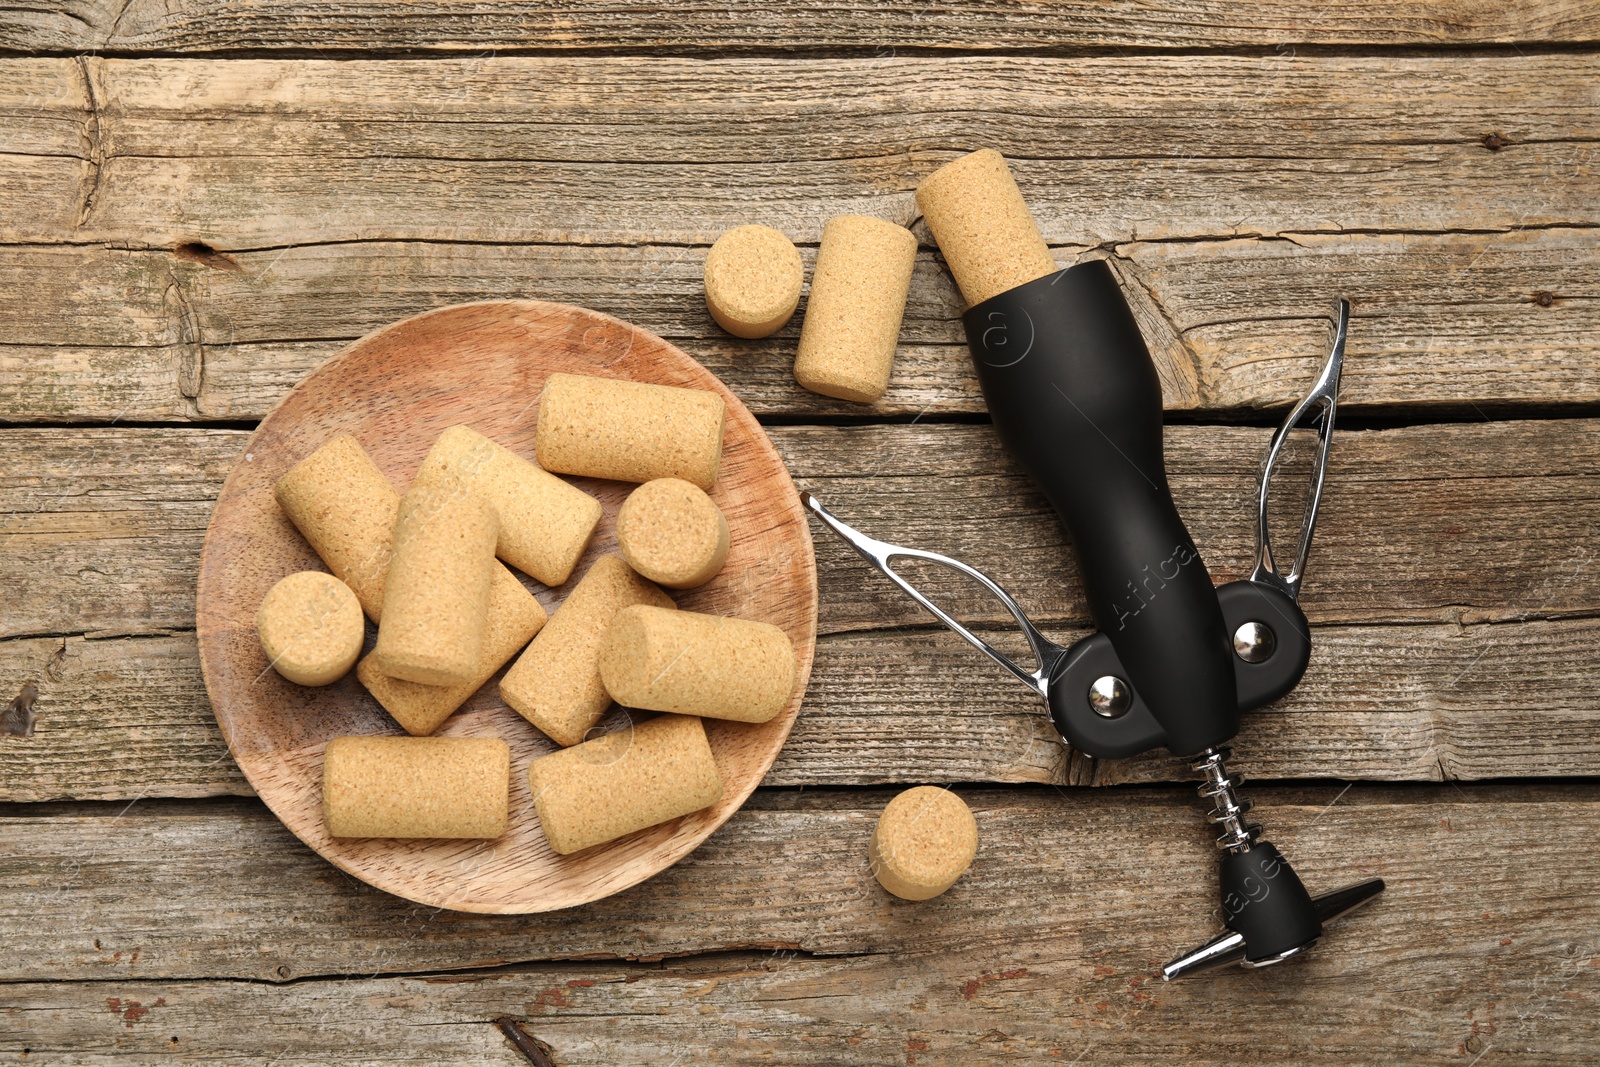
left=535, top=373, right=726, bottom=490
left=412, top=424, right=602, bottom=587
left=273, top=434, right=398, bottom=622
left=868, top=786, right=979, bottom=901
left=793, top=214, right=918, bottom=404
left=915, top=148, right=1058, bottom=307
left=615, top=478, right=730, bottom=589
left=323, top=735, right=510, bottom=840
left=703, top=224, right=804, bottom=339
left=372, top=485, right=499, bottom=687
left=355, top=566, right=546, bottom=736
left=526, top=714, right=723, bottom=854
left=500, top=555, right=675, bottom=747
left=597, top=605, right=795, bottom=724
left=256, top=571, right=365, bottom=687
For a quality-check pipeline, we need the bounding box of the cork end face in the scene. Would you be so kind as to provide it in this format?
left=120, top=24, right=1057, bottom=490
left=256, top=571, right=366, bottom=687
left=616, top=477, right=730, bottom=589
left=704, top=225, right=804, bottom=339
left=869, top=786, right=979, bottom=901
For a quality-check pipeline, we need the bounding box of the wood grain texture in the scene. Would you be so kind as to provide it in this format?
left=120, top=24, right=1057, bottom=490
left=6, top=613, right=1600, bottom=802
left=194, top=300, right=816, bottom=912
left=6, top=421, right=1596, bottom=643
left=2, top=56, right=1595, bottom=249
left=3, top=227, right=1597, bottom=422
left=5, top=0, right=1598, bottom=54
left=2, top=789, right=1597, bottom=1064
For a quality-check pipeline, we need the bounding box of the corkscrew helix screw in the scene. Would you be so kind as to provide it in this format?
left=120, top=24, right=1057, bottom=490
left=1193, top=746, right=1260, bottom=852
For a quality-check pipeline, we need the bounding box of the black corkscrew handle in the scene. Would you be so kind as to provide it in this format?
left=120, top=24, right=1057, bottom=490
left=961, top=260, right=1238, bottom=758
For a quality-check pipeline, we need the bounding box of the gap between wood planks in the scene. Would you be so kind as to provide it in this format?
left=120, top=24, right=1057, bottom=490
left=6, top=41, right=1600, bottom=62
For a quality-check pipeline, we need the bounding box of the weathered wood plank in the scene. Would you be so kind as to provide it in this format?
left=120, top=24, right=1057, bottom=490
left=1, top=789, right=1595, bottom=1065
left=4, top=422, right=1595, bottom=643
left=3, top=56, right=1596, bottom=251
left=5, top=0, right=1599, bottom=55
left=5, top=614, right=1600, bottom=802
left=3, top=227, right=1596, bottom=421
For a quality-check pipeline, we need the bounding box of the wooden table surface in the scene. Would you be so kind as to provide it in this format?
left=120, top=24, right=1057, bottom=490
left=2, top=4, right=1598, bottom=1064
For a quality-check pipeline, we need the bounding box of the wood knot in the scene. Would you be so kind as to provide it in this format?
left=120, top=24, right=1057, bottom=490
left=1532, top=291, right=1557, bottom=308
left=1480, top=132, right=1510, bottom=152
left=174, top=241, right=243, bottom=272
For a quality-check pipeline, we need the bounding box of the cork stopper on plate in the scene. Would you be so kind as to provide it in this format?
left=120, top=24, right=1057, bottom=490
left=273, top=434, right=398, bottom=622
left=256, top=571, right=365, bottom=687
left=323, top=735, right=510, bottom=840
left=598, top=605, right=795, bottom=724
left=372, top=485, right=499, bottom=687
left=412, top=424, right=602, bottom=587
left=793, top=214, right=918, bottom=404
left=704, top=224, right=804, bottom=339
left=869, top=786, right=979, bottom=901
left=536, top=373, right=727, bottom=490
left=500, top=555, right=676, bottom=747
left=615, top=477, right=730, bottom=589
left=915, top=148, right=1057, bottom=307
left=356, top=565, right=546, bottom=736
left=526, top=713, right=724, bottom=855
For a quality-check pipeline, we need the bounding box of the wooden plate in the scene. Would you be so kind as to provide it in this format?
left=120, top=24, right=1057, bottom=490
left=196, top=300, right=817, bottom=913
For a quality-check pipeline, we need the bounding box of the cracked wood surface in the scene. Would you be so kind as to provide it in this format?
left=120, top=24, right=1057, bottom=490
left=1, top=789, right=1596, bottom=1063
left=1, top=26, right=1597, bottom=1067
left=3, top=419, right=1597, bottom=802
left=5, top=614, right=1600, bottom=802
left=5, top=0, right=1599, bottom=54
left=4, top=422, right=1596, bottom=642
left=2, top=54, right=1594, bottom=420
left=3, top=56, right=1596, bottom=248
left=3, top=227, right=1597, bottom=421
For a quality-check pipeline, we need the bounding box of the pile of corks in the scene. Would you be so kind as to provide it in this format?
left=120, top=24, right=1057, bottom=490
left=260, top=372, right=795, bottom=856
left=255, top=147, right=1053, bottom=903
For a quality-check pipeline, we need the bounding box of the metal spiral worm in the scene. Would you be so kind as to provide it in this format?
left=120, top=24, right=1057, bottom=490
left=1191, top=746, right=1262, bottom=853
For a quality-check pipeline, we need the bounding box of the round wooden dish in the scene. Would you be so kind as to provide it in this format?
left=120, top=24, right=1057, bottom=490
left=196, top=300, right=817, bottom=913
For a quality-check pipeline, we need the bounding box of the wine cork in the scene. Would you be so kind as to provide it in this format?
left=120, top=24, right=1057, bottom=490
left=356, top=566, right=546, bottom=736
left=500, top=555, right=675, bottom=747
left=615, top=478, right=729, bottom=589
left=273, top=434, right=397, bottom=622
left=323, top=735, right=510, bottom=840
left=793, top=214, right=918, bottom=404
left=598, top=605, right=795, bottom=724
left=527, top=714, right=723, bottom=854
left=535, top=373, right=726, bottom=490
left=412, top=425, right=602, bottom=587
left=915, top=148, right=1057, bottom=307
left=704, top=225, right=804, bottom=339
left=868, top=786, right=979, bottom=901
left=256, top=571, right=365, bottom=687
left=372, top=485, right=499, bottom=687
